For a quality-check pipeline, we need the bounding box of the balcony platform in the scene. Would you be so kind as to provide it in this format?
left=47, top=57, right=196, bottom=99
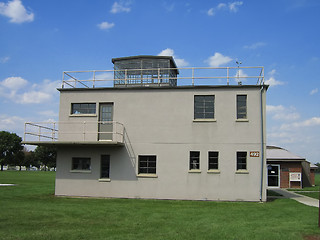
left=22, top=140, right=124, bottom=147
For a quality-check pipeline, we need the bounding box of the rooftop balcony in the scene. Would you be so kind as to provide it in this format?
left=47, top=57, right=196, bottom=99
left=61, top=66, right=265, bottom=89
left=23, top=121, right=125, bottom=146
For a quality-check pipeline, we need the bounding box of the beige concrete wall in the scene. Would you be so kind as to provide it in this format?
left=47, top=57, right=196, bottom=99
left=56, top=86, right=267, bottom=201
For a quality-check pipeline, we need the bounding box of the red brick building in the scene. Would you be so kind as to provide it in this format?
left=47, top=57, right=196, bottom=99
left=266, top=146, right=317, bottom=189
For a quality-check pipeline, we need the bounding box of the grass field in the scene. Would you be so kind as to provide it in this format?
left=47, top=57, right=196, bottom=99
left=1, top=171, right=320, bottom=240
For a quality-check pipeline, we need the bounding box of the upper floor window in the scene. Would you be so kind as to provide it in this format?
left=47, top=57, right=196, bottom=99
left=190, top=151, right=200, bottom=170
left=138, top=155, right=156, bottom=174
left=236, top=95, right=247, bottom=119
left=194, top=95, right=215, bottom=119
left=72, top=157, right=91, bottom=171
left=236, top=152, right=247, bottom=170
left=71, top=103, right=96, bottom=114
left=208, top=151, right=219, bottom=170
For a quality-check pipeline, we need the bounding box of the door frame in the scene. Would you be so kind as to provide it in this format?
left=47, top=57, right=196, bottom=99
left=267, top=164, right=280, bottom=188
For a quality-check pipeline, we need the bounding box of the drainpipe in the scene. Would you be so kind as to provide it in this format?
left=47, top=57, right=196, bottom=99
left=259, top=85, right=265, bottom=202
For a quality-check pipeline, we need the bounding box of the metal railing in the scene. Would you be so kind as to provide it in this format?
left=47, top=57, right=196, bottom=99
left=24, top=121, right=125, bottom=143
left=61, top=66, right=264, bottom=88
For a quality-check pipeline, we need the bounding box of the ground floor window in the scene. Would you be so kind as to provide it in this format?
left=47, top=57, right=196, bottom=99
left=101, top=155, right=110, bottom=178
left=138, top=155, right=156, bottom=174
left=72, top=157, right=91, bottom=170
left=236, top=152, right=247, bottom=170
left=190, top=151, right=200, bottom=170
left=208, top=151, right=219, bottom=170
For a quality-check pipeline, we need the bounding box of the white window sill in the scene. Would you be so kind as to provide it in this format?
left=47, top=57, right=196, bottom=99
left=188, top=169, right=201, bottom=173
left=70, top=170, right=91, bottom=173
left=236, top=119, right=249, bottom=122
left=193, top=119, right=216, bottom=122
left=69, top=114, right=97, bottom=117
left=207, top=170, right=220, bottom=174
left=137, top=174, right=158, bottom=178
left=235, top=170, right=249, bottom=174
left=99, top=178, right=111, bottom=182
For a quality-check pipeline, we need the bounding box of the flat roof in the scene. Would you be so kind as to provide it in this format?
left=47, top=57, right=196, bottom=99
left=58, top=84, right=268, bottom=92
left=111, top=55, right=178, bottom=69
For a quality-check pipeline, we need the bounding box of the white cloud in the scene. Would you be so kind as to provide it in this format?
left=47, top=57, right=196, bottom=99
left=207, top=1, right=242, bottom=16
left=158, top=48, right=189, bottom=67
left=0, top=77, right=60, bottom=104
left=310, top=88, right=318, bottom=95
left=0, top=0, right=34, bottom=23
left=267, top=105, right=300, bottom=121
left=110, top=1, right=131, bottom=14
left=280, top=117, right=320, bottom=130
left=163, top=2, right=175, bottom=12
left=228, top=1, right=243, bottom=12
left=264, top=69, right=284, bottom=87
left=97, top=21, right=115, bottom=30
left=207, top=8, right=215, bottom=16
left=0, top=56, right=10, bottom=63
left=1, top=76, right=27, bottom=90
left=244, top=42, right=267, bottom=50
left=38, top=110, right=58, bottom=118
left=205, top=52, right=232, bottom=67
left=0, top=114, right=25, bottom=136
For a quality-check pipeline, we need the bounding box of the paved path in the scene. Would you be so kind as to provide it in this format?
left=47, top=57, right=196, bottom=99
left=270, top=188, right=319, bottom=208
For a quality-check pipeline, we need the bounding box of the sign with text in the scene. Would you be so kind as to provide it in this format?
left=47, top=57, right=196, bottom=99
left=250, top=151, right=260, bottom=157
left=289, top=172, right=301, bottom=182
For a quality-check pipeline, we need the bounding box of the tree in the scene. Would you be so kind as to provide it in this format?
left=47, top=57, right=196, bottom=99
left=0, top=131, right=23, bottom=171
left=34, top=146, right=57, bottom=170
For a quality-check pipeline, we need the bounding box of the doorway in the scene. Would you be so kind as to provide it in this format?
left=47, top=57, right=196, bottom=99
left=267, top=164, right=280, bottom=187
left=98, top=103, right=113, bottom=141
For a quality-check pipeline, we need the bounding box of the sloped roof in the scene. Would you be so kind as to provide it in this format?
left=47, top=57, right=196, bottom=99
left=266, top=146, right=305, bottom=161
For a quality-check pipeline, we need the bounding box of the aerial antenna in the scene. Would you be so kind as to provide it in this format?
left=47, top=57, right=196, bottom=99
left=236, top=60, right=242, bottom=84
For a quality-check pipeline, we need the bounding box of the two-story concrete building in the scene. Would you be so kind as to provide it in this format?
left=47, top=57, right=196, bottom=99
left=24, top=55, right=268, bottom=201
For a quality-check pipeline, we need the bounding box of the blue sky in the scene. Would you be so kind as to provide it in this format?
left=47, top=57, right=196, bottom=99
left=0, top=0, right=319, bottom=163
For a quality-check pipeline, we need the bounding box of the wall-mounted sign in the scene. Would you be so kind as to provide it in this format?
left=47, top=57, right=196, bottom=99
left=250, top=151, right=260, bottom=157
left=289, top=172, right=301, bottom=182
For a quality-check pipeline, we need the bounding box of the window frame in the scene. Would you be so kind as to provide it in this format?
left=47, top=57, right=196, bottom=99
left=189, top=151, right=200, bottom=171
left=236, top=151, right=247, bottom=171
left=138, top=155, right=157, bottom=176
left=71, top=103, right=96, bottom=115
left=194, top=95, right=215, bottom=120
left=71, top=157, right=91, bottom=172
left=208, top=151, right=219, bottom=171
left=236, top=95, right=247, bottom=120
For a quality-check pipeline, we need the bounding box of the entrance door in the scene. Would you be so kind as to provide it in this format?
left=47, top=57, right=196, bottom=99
left=98, top=103, right=113, bottom=141
left=267, top=165, right=280, bottom=187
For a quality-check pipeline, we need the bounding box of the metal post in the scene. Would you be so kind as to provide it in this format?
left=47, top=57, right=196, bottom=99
left=93, top=71, right=96, bottom=88
left=227, top=67, right=229, bottom=85
left=158, top=68, right=160, bottom=86
left=192, top=68, right=194, bottom=86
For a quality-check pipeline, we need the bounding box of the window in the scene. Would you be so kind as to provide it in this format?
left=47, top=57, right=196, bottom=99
left=72, top=157, right=91, bottom=171
left=236, top=95, right=247, bottom=119
left=236, top=152, right=247, bottom=170
left=189, top=151, right=200, bottom=170
left=138, top=155, right=156, bottom=174
left=194, top=95, right=215, bottom=119
left=71, top=103, right=96, bottom=114
left=101, top=155, right=110, bottom=178
left=208, top=151, right=219, bottom=170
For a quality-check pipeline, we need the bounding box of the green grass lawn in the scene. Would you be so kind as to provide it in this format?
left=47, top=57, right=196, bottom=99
left=1, top=171, right=320, bottom=240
